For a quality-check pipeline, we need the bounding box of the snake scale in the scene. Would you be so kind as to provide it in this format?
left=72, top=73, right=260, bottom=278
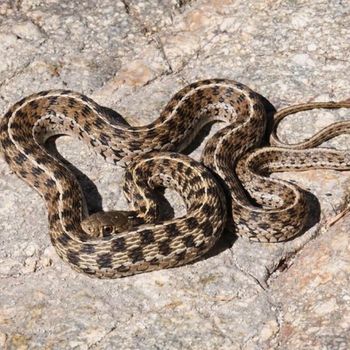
left=0, top=79, right=349, bottom=278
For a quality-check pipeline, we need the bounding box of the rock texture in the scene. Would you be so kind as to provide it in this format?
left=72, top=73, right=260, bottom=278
left=0, top=0, right=349, bottom=349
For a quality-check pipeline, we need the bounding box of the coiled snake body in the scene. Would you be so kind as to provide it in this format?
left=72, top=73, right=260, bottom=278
left=0, top=79, right=349, bottom=278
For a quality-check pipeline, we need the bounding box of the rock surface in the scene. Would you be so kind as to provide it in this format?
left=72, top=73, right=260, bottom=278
left=0, top=0, right=349, bottom=349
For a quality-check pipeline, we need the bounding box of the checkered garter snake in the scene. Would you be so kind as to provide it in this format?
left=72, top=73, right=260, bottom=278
left=0, top=79, right=349, bottom=278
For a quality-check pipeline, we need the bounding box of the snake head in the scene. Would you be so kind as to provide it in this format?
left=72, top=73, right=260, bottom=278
left=81, top=210, right=141, bottom=238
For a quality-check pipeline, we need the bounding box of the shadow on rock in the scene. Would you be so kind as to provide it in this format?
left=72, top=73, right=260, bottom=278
left=46, top=136, right=103, bottom=214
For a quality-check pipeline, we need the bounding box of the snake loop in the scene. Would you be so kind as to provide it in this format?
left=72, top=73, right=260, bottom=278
left=0, top=80, right=349, bottom=277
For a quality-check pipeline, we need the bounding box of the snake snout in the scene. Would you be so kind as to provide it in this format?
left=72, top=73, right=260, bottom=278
left=80, top=210, right=138, bottom=238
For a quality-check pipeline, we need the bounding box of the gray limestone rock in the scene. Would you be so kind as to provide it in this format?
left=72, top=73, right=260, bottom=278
left=0, top=0, right=349, bottom=349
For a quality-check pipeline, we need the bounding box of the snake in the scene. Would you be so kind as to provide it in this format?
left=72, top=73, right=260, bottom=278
left=0, top=79, right=349, bottom=278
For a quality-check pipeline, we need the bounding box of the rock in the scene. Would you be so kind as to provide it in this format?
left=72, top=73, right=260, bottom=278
left=108, top=60, right=155, bottom=87
left=292, top=53, right=315, bottom=67
left=0, top=332, right=7, bottom=348
left=11, top=21, right=45, bottom=42
left=0, top=0, right=349, bottom=349
left=267, top=214, right=350, bottom=349
left=0, top=259, right=22, bottom=276
left=23, top=243, right=39, bottom=257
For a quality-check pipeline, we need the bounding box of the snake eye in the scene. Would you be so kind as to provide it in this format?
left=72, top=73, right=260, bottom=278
left=102, top=226, right=113, bottom=237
